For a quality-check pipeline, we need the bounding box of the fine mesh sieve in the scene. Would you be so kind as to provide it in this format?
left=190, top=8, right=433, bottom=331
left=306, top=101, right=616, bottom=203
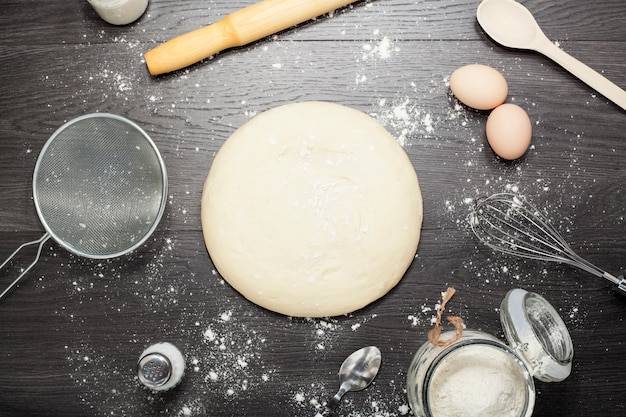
left=0, top=113, right=168, bottom=301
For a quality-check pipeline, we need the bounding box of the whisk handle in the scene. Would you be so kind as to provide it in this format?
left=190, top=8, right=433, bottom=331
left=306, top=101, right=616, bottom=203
left=615, top=276, right=626, bottom=298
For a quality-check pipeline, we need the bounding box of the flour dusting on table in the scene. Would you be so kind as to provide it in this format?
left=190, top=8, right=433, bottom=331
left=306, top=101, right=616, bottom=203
left=30, top=4, right=622, bottom=416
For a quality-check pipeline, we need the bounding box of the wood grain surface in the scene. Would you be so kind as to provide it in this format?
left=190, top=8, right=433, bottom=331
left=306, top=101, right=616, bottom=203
left=1, top=1, right=625, bottom=416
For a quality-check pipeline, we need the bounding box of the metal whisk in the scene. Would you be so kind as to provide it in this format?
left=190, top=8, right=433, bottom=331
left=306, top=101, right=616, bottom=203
left=469, top=193, right=626, bottom=295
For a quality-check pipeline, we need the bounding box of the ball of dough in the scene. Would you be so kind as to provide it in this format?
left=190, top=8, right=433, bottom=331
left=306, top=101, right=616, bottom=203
left=201, top=101, right=422, bottom=317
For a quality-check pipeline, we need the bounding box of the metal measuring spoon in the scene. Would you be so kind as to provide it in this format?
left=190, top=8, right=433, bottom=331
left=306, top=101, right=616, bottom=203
left=314, top=346, right=382, bottom=417
left=476, top=0, right=626, bottom=110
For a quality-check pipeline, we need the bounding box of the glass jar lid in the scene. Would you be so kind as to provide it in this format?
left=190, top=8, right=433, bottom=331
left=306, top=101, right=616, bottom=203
left=500, top=288, right=573, bottom=382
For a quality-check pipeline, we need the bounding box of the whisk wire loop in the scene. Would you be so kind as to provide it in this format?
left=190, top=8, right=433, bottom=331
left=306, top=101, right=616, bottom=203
left=479, top=197, right=572, bottom=261
left=470, top=193, right=620, bottom=286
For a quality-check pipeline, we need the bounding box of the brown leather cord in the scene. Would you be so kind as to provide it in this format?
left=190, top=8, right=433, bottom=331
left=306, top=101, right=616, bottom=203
left=428, top=287, right=464, bottom=347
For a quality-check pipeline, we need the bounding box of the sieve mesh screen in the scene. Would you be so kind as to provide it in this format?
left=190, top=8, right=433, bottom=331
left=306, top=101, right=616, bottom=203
left=33, top=114, right=166, bottom=258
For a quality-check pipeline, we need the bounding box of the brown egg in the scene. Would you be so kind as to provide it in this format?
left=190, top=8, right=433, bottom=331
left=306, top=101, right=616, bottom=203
left=486, top=103, right=532, bottom=160
left=449, top=64, right=508, bottom=110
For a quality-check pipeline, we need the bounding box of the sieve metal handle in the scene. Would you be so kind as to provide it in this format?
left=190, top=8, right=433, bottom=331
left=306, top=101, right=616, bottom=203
left=0, top=233, right=50, bottom=301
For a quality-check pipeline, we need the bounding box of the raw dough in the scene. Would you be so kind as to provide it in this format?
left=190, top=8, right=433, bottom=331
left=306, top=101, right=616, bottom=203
left=201, top=101, right=422, bottom=317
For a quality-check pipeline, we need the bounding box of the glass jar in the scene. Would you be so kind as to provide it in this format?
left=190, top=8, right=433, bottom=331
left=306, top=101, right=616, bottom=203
left=407, top=288, right=573, bottom=417
left=87, top=0, right=149, bottom=25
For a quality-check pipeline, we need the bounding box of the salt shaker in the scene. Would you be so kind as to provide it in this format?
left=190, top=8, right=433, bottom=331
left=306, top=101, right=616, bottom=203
left=137, top=342, right=186, bottom=391
left=87, top=0, right=149, bottom=25
left=406, top=288, right=573, bottom=417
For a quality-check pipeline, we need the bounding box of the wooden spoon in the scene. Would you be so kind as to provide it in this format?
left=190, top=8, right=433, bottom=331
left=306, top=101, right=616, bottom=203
left=477, top=0, right=626, bottom=110
left=144, top=0, right=359, bottom=76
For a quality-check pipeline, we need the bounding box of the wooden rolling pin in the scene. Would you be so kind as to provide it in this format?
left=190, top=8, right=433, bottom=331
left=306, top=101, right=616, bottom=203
left=144, top=0, right=359, bottom=75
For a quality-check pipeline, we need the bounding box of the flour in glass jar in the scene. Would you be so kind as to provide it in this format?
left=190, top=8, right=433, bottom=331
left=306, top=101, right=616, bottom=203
left=426, top=344, right=528, bottom=417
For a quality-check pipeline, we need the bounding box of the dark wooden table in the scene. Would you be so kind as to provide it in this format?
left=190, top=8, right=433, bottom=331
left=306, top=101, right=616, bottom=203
left=1, top=1, right=625, bottom=416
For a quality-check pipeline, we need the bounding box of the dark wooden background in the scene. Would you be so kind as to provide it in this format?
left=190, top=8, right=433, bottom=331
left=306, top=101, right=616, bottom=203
left=1, top=1, right=625, bottom=416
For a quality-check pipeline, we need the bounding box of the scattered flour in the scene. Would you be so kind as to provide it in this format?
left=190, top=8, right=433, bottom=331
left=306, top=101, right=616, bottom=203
left=361, top=36, right=396, bottom=61
left=370, top=96, right=439, bottom=146
left=33, top=4, right=616, bottom=416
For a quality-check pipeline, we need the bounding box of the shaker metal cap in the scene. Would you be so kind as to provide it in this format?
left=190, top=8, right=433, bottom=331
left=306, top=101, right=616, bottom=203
left=138, top=352, right=172, bottom=388
left=137, top=342, right=186, bottom=391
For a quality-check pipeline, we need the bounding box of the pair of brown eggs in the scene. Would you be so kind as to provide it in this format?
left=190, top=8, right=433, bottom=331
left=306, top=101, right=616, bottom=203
left=450, top=64, right=532, bottom=160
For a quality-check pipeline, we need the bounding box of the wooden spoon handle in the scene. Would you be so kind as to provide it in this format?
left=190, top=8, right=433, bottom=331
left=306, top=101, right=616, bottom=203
left=145, top=0, right=358, bottom=75
left=534, top=35, right=626, bottom=111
